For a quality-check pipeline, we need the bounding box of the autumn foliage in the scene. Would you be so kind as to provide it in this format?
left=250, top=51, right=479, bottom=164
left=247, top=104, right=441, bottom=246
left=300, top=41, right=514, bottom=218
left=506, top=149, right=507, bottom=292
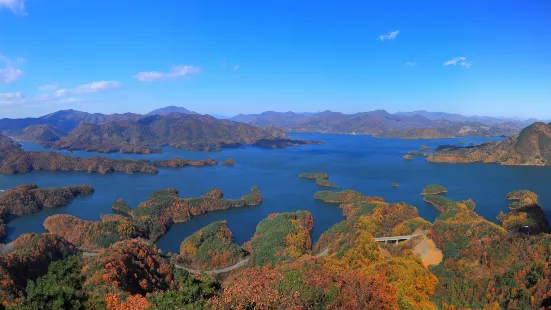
left=82, top=239, right=174, bottom=297
left=0, top=233, right=77, bottom=304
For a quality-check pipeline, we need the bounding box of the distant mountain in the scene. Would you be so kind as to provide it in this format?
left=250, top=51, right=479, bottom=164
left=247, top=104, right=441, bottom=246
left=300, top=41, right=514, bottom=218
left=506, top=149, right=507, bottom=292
left=247, top=111, right=311, bottom=127
left=52, top=114, right=320, bottom=153
left=230, top=113, right=261, bottom=123
left=395, top=110, right=532, bottom=128
left=427, top=122, right=551, bottom=166
left=0, top=109, right=142, bottom=134
left=146, top=106, right=198, bottom=116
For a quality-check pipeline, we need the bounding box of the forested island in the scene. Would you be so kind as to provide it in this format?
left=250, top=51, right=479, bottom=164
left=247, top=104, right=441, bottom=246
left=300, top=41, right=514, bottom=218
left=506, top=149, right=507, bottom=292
left=0, top=134, right=223, bottom=175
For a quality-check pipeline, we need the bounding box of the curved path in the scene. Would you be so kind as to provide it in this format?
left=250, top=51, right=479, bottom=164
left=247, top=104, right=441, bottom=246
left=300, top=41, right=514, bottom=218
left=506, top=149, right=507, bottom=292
left=175, top=257, right=251, bottom=275
left=175, top=247, right=331, bottom=275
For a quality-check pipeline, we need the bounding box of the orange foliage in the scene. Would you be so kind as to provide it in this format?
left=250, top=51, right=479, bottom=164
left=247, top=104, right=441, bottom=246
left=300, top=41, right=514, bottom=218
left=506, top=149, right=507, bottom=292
left=105, top=293, right=151, bottom=310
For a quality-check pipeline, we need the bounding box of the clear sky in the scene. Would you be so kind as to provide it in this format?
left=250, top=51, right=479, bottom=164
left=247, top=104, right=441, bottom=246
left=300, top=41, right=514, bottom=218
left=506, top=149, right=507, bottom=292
left=0, top=0, right=550, bottom=119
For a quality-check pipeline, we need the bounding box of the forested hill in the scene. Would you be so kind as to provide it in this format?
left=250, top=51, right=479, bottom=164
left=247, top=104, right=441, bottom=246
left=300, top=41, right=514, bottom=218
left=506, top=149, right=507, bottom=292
left=428, top=122, right=551, bottom=166
left=51, top=114, right=319, bottom=152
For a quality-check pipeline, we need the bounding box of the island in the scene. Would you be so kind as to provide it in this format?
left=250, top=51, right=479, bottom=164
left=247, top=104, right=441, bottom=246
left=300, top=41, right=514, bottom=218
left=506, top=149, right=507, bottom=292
left=222, top=158, right=235, bottom=166
left=421, top=184, right=447, bottom=195
left=299, top=172, right=339, bottom=188
left=402, top=154, right=414, bottom=160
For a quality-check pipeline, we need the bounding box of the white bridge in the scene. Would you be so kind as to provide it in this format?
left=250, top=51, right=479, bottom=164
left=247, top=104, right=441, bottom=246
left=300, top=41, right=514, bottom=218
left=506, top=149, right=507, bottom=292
left=374, top=234, right=423, bottom=244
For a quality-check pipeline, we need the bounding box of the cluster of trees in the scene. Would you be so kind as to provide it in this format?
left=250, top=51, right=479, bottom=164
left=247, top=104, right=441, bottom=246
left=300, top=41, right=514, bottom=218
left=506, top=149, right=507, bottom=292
left=1, top=237, right=217, bottom=309
left=0, top=233, right=77, bottom=303
left=244, top=211, right=315, bottom=266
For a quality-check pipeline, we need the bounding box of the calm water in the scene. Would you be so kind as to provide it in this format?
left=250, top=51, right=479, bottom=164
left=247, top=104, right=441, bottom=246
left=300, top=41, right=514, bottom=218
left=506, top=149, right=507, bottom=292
left=2, top=134, right=550, bottom=254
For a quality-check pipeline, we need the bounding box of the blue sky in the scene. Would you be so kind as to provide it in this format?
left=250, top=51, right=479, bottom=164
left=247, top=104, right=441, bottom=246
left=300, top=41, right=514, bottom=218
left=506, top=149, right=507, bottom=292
left=0, top=0, right=550, bottom=118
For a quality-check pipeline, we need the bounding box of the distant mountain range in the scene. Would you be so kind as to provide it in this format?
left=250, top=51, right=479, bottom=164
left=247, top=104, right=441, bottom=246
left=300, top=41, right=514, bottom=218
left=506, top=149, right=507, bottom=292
left=395, top=110, right=539, bottom=127
left=0, top=106, right=542, bottom=148
left=229, top=110, right=527, bottom=138
left=0, top=109, right=319, bottom=153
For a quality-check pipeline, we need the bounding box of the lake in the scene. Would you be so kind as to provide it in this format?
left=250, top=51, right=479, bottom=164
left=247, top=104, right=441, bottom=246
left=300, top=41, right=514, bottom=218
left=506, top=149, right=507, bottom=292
left=2, top=133, right=550, bottom=254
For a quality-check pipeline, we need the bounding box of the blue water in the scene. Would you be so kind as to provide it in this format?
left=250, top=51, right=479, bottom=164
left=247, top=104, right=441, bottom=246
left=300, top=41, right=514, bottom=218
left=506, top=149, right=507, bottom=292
left=2, top=134, right=550, bottom=254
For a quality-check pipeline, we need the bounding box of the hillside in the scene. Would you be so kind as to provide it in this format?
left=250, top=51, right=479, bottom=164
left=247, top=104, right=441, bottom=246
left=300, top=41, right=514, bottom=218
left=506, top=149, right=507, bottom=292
left=427, top=122, right=551, bottom=166
left=146, top=106, right=198, bottom=116
left=51, top=114, right=319, bottom=152
left=18, top=124, right=66, bottom=145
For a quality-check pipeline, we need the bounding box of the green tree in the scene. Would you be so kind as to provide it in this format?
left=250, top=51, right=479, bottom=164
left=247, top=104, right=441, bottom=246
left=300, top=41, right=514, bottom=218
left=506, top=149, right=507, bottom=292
left=15, top=256, right=87, bottom=310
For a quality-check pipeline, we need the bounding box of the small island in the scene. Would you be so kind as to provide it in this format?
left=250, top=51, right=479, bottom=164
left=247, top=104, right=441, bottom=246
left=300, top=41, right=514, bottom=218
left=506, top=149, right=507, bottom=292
left=299, top=172, right=340, bottom=188
left=222, top=158, right=235, bottom=166
left=421, top=184, right=447, bottom=195
left=403, top=154, right=414, bottom=161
